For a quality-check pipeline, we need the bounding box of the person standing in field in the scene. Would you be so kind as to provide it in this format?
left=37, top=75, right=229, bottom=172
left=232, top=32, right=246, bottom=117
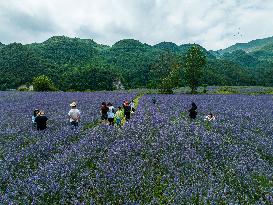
left=101, top=102, right=109, bottom=125
left=123, top=99, right=129, bottom=109
left=107, top=102, right=115, bottom=126
left=152, top=97, right=156, bottom=105
left=68, top=102, right=81, bottom=129
left=32, top=109, right=39, bottom=125
left=124, top=101, right=131, bottom=121
left=35, top=111, right=48, bottom=131
left=130, top=100, right=135, bottom=113
left=189, top=102, right=197, bottom=119
left=115, top=106, right=123, bottom=127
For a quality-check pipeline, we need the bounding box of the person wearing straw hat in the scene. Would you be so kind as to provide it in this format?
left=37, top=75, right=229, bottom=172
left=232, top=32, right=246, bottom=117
left=35, top=110, right=48, bottom=131
left=68, top=102, right=81, bottom=128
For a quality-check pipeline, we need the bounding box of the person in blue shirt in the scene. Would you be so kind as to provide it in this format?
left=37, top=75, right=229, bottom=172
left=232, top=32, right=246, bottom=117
left=32, top=109, right=40, bottom=124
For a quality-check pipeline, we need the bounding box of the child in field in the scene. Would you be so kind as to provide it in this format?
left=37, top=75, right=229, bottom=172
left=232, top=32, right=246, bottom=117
left=107, top=102, right=115, bottom=126
left=68, top=102, right=81, bottom=129
left=35, top=111, right=48, bottom=131
left=204, top=113, right=215, bottom=121
left=115, top=106, right=123, bottom=127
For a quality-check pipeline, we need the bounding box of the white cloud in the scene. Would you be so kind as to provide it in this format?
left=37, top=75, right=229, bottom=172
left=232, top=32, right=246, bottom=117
left=0, top=0, right=273, bottom=49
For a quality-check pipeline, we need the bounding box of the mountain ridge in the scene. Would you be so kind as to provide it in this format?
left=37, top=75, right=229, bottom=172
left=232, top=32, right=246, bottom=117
left=1, top=35, right=273, bottom=90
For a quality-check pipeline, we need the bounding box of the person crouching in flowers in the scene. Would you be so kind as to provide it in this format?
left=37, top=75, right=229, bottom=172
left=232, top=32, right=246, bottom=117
left=68, top=102, right=81, bottom=129
left=35, top=111, right=48, bottom=131
left=115, top=106, right=123, bottom=127
left=204, top=113, right=215, bottom=121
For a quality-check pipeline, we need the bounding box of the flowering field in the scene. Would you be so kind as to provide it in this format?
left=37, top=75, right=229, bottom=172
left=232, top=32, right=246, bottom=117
left=0, top=92, right=272, bottom=204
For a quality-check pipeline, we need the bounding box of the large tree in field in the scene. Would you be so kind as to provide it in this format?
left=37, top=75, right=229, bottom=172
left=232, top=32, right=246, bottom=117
left=185, top=45, right=206, bottom=93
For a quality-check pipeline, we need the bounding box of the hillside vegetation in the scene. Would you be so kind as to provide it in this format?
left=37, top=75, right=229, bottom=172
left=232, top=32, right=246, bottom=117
left=1, top=35, right=273, bottom=91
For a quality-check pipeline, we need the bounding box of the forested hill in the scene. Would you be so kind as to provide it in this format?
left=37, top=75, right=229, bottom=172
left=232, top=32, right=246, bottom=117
left=218, top=36, right=273, bottom=54
left=1, top=35, right=273, bottom=91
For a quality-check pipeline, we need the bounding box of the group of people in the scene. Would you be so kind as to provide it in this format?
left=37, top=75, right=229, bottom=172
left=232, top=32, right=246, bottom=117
left=189, top=102, right=216, bottom=121
left=32, top=101, right=81, bottom=131
left=31, top=99, right=215, bottom=131
left=31, top=99, right=136, bottom=131
left=100, top=99, right=135, bottom=126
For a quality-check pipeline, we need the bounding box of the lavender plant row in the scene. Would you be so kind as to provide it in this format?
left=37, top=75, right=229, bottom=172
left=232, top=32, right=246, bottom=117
left=0, top=91, right=136, bottom=204
left=1, top=92, right=272, bottom=204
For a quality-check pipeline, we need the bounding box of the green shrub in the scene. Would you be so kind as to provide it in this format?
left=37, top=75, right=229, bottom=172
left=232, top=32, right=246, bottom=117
left=33, top=75, right=57, bottom=91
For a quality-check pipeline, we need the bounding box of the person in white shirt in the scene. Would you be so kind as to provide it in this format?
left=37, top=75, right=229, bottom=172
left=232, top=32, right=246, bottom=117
left=68, top=102, right=81, bottom=128
left=204, top=113, right=216, bottom=121
left=107, top=102, right=115, bottom=126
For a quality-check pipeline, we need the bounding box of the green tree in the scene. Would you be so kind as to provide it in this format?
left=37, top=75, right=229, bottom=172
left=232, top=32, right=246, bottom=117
left=160, top=63, right=180, bottom=94
left=150, top=52, right=182, bottom=93
left=33, top=75, right=57, bottom=91
left=184, top=45, right=206, bottom=93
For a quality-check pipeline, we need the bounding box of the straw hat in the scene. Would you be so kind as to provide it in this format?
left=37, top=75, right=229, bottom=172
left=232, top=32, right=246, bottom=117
left=70, top=102, right=77, bottom=107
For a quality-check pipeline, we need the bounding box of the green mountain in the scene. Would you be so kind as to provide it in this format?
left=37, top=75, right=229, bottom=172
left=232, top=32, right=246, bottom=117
left=27, top=36, right=106, bottom=66
left=222, top=50, right=260, bottom=67
left=250, top=43, right=273, bottom=61
left=0, top=43, right=49, bottom=90
left=154, top=42, right=179, bottom=52
left=218, top=36, right=273, bottom=54
left=1, top=35, right=273, bottom=90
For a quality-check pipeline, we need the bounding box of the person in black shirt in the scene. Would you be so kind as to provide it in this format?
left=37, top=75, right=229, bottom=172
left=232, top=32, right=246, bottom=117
left=101, top=102, right=109, bottom=125
left=189, top=102, right=197, bottom=119
left=152, top=97, right=156, bottom=105
left=35, top=111, right=48, bottom=131
left=124, top=102, right=131, bottom=121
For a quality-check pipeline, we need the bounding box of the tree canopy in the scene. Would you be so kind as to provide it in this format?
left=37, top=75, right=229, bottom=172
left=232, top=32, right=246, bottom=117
left=1, top=35, right=273, bottom=91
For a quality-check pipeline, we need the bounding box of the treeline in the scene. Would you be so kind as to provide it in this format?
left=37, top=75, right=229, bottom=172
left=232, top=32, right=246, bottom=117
left=0, top=35, right=273, bottom=91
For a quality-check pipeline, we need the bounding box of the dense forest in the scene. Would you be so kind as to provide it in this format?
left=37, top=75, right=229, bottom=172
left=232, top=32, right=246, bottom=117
left=1, top=35, right=273, bottom=91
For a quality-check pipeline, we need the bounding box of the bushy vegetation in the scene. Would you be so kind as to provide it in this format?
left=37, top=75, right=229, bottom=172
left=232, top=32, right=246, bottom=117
left=1, top=35, right=273, bottom=91
left=33, top=75, right=57, bottom=91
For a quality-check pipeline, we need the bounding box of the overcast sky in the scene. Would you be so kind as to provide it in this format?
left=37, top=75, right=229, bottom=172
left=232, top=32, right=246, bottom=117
left=0, top=0, right=273, bottom=50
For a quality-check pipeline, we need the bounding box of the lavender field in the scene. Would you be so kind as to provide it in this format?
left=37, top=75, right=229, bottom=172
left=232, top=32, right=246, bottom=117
left=0, top=92, right=272, bottom=204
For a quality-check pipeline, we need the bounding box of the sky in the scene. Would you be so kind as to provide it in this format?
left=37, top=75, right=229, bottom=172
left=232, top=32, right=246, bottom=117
left=0, top=0, right=273, bottom=50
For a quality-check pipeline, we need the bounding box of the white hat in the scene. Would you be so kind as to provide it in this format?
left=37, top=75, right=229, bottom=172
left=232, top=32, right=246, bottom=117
left=70, top=102, right=77, bottom=107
